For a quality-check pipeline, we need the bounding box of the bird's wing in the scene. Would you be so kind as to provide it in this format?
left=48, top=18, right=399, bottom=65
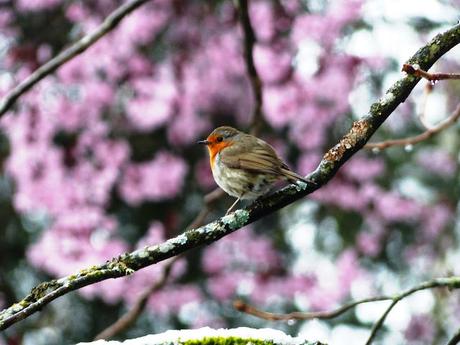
left=220, top=143, right=282, bottom=176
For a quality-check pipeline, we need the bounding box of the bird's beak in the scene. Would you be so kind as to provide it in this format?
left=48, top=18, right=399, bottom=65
left=197, top=139, right=210, bottom=145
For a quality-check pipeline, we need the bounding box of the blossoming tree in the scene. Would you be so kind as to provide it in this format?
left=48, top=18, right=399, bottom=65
left=0, top=0, right=459, bottom=344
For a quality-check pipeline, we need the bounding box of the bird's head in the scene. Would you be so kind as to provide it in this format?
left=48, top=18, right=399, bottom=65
left=198, top=126, right=240, bottom=161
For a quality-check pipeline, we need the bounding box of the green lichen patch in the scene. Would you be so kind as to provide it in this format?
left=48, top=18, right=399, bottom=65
left=221, top=209, right=250, bottom=230
left=182, top=336, right=276, bottom=345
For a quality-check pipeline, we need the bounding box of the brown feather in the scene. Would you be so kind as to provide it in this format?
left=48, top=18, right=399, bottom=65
left=219, top=133, right=308, bottom=183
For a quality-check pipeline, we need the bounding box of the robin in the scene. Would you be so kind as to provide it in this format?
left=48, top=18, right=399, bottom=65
left=198, top=126, right=313, bottom=215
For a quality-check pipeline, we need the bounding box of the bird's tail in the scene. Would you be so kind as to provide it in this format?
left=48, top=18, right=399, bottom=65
left=280, top=168, right=315, bottom=185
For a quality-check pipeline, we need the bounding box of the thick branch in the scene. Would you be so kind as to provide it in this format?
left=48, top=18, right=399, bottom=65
left=236, top=0, right=264, bottom=135
left=1, top=23, right=460, bottom=332
left=0, top=0, right=151, bottom=117
left=365, top=103, right=460, bottom=150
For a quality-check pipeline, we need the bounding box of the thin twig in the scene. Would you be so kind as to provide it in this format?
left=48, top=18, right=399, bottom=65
left=233, top=296, right=392, bottom=321
left=402, top=63, right=460, bottom=82
left=0, top=23, right=459, bottom=331
left=0, top=0, right=151, bottom=117
left=94, top=257, right=178, bottom=340
left=236, top=277, right=460, bottom=345
left=365, top=277, right=460, bottom=345
left=365, top=104, right=460, bottom=150
left=236, top=0, right=264, bottom=136
left=446, top=327, right=460, bottom=345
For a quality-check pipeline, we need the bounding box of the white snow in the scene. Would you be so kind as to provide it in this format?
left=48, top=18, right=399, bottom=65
left=77, top=327, right=311, bottom=345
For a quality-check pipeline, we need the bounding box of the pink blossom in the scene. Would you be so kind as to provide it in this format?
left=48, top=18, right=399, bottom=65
left=342, top=155, right=385, bottom=181
left=249, top=1, right=276, bottom=42
left=117, top=5, right=169, bottom=46
left=404, top=314, right=435, bottom=344
left=357, top=216, right=386, bottom=256
left=146, top=285, right=202, bottom=315
left=298, top=153, right=322, bottom=175
left=27, top=209, right=127, bottom=277
left=65, top=3, right=87, bottom=22
left=421, top=204, right=452, bottom=240
left=119, top=151, right=188, bottom=205
left=251, top=275, right=316, bottom=305
left=357, top=232, right=381, bottom=257
left=0, top=10, right=12, bottom=29
left=202, top=227, right=280, bottom=275
left=263, top=83, right=301, bottom=128
left=337, top=249, right=362, bottom=295
left=375, top=192, right=422, bottom=222
left=195, top=158, right=216, bottom=189
left=17, top=0, right=61, bottom=11
left=126, top=66, right=178, bottom=131
left=254, top=44, right=292, bottom=84
left=416, top=148, right=457, bottom=177
left=207, top=273, right=247, bottom=301
left=292, top=14, right=340, bottom=47
left=329, top=0, right=364, bottom=26
left=312, top=181, right=368, bottom=211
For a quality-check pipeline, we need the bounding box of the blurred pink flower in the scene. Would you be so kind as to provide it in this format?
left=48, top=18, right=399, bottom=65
left=421, top=204, right=452, bottom=240
left=357, top=215, right=386, bottom=256
left=254, top=44, right=292, bottom=84
left=27, top=208, right=126, bottom=277
left=119, top=151, right=188, bottom=205
left=17, top=0, right=61, bottom=11
left=249, top=1, right=276, bottom=42
left=313, top=181, right=368, bottom=211
left=298, top=153, right=322, bottom=175
left=416, top=148, right=457, bottom=177
left=375, top=192, right=422, bottom=222
left=147, top=284, right=202, bottom=315
left=207, top=273, right=247, bottom=301
left=404, top=314, right=435, bottom=344
left=252, top=275, right=316, bottom=305
left=263, top=83, right=301, bottom=128
left=337, top=249, right=362, bottom=295
left=342, top=155, right=385, bottom=181
left=126, top=66, right=178, bottom=132
left=202, top=227, right=280, bottom=275
left=195, top=158, right=216, bottom=189
left=357, top=232, right=381, bottom=257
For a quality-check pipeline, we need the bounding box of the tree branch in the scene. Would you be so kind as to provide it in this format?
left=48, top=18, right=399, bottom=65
left=0, top=0, right=151, bottom=118
left=233, top=296, right=391, bottom=321
left=236, top=0, right=264, bottom=135
left=402, top=63, right=460, bottom=82
left=365, top=103, right=460, bottom=150
left=1, top=22, right=459, bottom=332
left=235, top=277, right=460, bottom=345
left=365, top=277, right=460, bottom=345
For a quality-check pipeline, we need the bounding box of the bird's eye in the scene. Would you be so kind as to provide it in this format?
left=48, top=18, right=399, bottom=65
left=216, top=136, right=223, bottom=142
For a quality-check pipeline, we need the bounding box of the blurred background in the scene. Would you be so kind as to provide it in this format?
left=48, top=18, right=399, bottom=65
left=0, top=0, right=459, bottom=344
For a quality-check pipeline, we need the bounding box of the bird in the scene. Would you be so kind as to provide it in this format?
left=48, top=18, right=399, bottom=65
left=198, top=126, right=313, bottom=215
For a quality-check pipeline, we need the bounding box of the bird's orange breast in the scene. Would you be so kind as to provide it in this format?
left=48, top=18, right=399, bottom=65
left=208, top=141, right=233, bottom=169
